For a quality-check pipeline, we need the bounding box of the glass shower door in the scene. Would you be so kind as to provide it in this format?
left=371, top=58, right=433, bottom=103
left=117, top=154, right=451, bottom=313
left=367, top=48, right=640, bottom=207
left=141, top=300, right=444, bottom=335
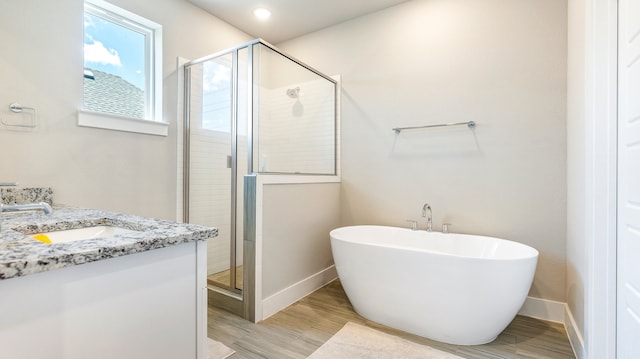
left=186, top=50, right=244, bottom=293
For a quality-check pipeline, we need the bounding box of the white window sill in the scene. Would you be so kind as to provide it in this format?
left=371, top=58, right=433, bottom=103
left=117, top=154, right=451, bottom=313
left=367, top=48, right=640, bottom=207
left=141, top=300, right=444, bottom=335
left=77, top=110, right=169, bottom=136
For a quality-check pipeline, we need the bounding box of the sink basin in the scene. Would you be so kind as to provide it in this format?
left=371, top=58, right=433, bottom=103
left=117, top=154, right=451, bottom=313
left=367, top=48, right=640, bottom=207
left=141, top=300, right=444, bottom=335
left=31, top=226, right=139, bottom=244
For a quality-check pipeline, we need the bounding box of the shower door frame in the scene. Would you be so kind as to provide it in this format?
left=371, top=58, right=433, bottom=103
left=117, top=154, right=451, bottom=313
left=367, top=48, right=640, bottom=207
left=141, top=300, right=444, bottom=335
left=183, top=45, right=247, bottom=296
left=183, top=39, right=339, bottom=320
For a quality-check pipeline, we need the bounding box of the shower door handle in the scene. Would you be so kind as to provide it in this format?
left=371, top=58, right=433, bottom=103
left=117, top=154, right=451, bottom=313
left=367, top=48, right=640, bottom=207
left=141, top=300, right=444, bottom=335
left=227, top=155, right=232, bottom=169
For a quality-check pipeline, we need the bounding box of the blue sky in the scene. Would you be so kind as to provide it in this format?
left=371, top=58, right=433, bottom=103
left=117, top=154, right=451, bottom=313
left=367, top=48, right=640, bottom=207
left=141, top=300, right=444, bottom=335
left=84, top=13, right=145, bottom=89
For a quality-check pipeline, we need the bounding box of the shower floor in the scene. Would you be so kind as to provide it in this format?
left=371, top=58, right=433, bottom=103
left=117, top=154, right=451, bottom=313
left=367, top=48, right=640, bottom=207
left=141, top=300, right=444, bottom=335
left=207, top=266, right=243, bottom=290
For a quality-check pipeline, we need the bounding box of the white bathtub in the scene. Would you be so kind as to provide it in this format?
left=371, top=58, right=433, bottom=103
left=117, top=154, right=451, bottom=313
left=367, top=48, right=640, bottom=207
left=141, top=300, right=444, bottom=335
left=330, top=225, right=538, bottom=345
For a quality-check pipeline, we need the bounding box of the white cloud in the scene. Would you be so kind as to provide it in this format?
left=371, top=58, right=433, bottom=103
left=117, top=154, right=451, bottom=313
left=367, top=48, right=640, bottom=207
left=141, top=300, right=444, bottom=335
left=84, top=40, right=122, bottom=66
left=203, top=64, right=231, bottom=92
left=84, top=15, right=94, bottom=28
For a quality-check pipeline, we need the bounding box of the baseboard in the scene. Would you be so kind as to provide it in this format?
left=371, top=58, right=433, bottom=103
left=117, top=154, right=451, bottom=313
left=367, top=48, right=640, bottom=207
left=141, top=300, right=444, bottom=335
left=564, top=304, right=585, bottom=359
left=518, top=297, right=582, bottom=359
left=518, top=296, right=566, bottom=323
left=261, top=265, right=338, bottom=320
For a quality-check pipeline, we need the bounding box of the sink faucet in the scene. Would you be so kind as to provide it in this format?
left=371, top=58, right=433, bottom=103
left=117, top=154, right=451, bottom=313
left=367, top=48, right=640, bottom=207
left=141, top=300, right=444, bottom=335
left=421, top=203, right=432, bottom=232
left=0, top=202, right=53, bottom=232
left=1, top=202, right=53, bottom=215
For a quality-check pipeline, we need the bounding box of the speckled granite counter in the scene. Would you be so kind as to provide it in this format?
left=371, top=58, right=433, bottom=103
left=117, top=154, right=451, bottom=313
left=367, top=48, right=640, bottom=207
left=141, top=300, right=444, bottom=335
left=0, top=206, right=217, bottom=280
left=0, top=187, right=53, bottom=205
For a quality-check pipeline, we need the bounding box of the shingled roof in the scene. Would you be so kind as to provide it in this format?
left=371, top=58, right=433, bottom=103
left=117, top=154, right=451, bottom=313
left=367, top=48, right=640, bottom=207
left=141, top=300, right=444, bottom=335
left=83, top=68, right=145, bottom=119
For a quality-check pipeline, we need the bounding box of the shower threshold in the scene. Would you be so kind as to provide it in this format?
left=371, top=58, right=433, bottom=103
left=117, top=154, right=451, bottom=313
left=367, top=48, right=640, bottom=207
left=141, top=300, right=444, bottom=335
left=207, top=265, right=243, bottom=290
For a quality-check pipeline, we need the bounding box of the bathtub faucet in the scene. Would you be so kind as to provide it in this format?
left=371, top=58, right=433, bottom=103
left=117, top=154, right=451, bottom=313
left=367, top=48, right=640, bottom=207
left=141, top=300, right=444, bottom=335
left=421, top=203, right=432, bottom=232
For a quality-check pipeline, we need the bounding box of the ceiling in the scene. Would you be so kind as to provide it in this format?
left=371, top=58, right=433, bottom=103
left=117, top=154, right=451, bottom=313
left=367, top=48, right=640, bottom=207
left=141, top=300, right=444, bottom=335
left=187, top=0, right=411, bottom=44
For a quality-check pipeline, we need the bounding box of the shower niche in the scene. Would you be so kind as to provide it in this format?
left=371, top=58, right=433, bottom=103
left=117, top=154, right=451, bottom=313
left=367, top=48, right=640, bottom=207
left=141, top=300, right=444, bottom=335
left=183, top=39, right=337, bottom=317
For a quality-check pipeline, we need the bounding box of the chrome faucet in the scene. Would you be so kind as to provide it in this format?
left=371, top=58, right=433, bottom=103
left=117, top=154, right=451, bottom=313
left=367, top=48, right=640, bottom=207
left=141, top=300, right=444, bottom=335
left=0, top=202, right=54, bottom=232
left=421, top=203, right=432, bottom=232
left=1, top=202, right=53, bottom=215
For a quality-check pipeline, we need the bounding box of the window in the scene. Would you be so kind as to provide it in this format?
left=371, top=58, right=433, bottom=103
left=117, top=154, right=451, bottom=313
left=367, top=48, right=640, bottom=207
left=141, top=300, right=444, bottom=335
left=79, top=0, right=166, bottom=136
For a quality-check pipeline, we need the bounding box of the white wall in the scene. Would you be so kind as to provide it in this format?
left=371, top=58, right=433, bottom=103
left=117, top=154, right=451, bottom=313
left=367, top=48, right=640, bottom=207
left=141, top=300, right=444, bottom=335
left=280, top=0, right=568, bottom=302
left=0, top=0, right=251, bottom=219
left=261, top=182, right=340, bottom=298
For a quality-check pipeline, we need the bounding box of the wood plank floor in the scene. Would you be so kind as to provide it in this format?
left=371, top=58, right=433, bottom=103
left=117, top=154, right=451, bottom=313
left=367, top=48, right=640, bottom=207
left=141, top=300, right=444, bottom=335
left=208, top=280, right=576, bottom=359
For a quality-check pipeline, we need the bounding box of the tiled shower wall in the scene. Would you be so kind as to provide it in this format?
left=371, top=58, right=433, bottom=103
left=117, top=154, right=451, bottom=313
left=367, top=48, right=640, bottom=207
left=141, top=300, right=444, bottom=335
left=257, top=78, right=336, bottom=174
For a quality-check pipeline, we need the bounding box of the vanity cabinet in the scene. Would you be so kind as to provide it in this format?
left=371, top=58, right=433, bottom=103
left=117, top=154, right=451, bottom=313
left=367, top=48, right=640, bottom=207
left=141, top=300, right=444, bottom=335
left=0, top=241, right=207, bottom=359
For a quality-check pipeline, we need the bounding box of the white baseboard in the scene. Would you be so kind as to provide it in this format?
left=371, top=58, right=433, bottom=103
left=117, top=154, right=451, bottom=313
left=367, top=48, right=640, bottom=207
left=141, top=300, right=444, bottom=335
left=518, top=297, right=583, bottom=359
left=261, top=265, right=338, bottom=321
left=518, top=296, right=566, bottom=323
left=564, top=304, right=585, bottom=359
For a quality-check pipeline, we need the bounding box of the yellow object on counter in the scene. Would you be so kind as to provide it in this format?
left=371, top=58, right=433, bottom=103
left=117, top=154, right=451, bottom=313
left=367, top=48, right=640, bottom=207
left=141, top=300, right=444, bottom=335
left=32, top=233, right=52, bottom=244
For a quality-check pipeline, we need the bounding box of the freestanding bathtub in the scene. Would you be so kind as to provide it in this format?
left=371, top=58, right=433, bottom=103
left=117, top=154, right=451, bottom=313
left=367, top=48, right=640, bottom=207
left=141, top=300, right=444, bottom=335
left=330, top=225, right=538, bottom=345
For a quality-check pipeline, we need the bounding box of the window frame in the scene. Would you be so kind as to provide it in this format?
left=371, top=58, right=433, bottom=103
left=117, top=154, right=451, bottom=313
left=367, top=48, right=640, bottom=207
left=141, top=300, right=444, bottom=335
left=79, top=0, right=166, bottom=136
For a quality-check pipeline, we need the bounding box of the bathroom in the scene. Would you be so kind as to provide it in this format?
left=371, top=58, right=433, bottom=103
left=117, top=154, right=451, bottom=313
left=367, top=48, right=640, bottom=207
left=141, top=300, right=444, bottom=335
left=0, top=0, right=628, bottom=358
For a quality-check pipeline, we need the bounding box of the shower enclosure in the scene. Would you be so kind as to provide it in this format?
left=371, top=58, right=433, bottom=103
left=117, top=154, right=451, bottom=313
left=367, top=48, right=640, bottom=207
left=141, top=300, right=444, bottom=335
left=183, top=39, right=336, bottom=315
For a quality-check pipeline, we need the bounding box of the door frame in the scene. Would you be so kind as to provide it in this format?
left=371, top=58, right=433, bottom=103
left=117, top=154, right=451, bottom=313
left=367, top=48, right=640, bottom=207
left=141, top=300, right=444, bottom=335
left=585, top=0, right=618, bottom=358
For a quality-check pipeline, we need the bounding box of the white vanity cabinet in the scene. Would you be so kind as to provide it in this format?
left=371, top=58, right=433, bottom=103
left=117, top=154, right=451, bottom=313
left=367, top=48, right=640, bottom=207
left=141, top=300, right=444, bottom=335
left=0, top=240, right=208, bottom=359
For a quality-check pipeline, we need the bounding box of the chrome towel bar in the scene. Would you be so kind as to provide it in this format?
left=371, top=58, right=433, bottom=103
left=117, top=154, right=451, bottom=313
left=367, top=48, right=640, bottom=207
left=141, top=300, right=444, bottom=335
left=392, top=121, right=475, bottom=134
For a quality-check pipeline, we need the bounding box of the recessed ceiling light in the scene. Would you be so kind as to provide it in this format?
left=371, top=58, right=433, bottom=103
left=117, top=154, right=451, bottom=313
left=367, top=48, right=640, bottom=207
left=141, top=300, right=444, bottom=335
left=253, top=7, right=271, bottom=21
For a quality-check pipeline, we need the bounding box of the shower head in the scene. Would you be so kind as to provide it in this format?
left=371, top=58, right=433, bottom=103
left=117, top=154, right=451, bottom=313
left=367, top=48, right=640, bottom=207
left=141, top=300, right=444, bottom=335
left=286, top=87, right=300, bottom=99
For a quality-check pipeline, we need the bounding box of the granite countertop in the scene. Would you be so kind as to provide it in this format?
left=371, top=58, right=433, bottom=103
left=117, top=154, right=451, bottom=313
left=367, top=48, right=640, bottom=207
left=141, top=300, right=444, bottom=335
left=0, top=206, right=217, bottom=280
